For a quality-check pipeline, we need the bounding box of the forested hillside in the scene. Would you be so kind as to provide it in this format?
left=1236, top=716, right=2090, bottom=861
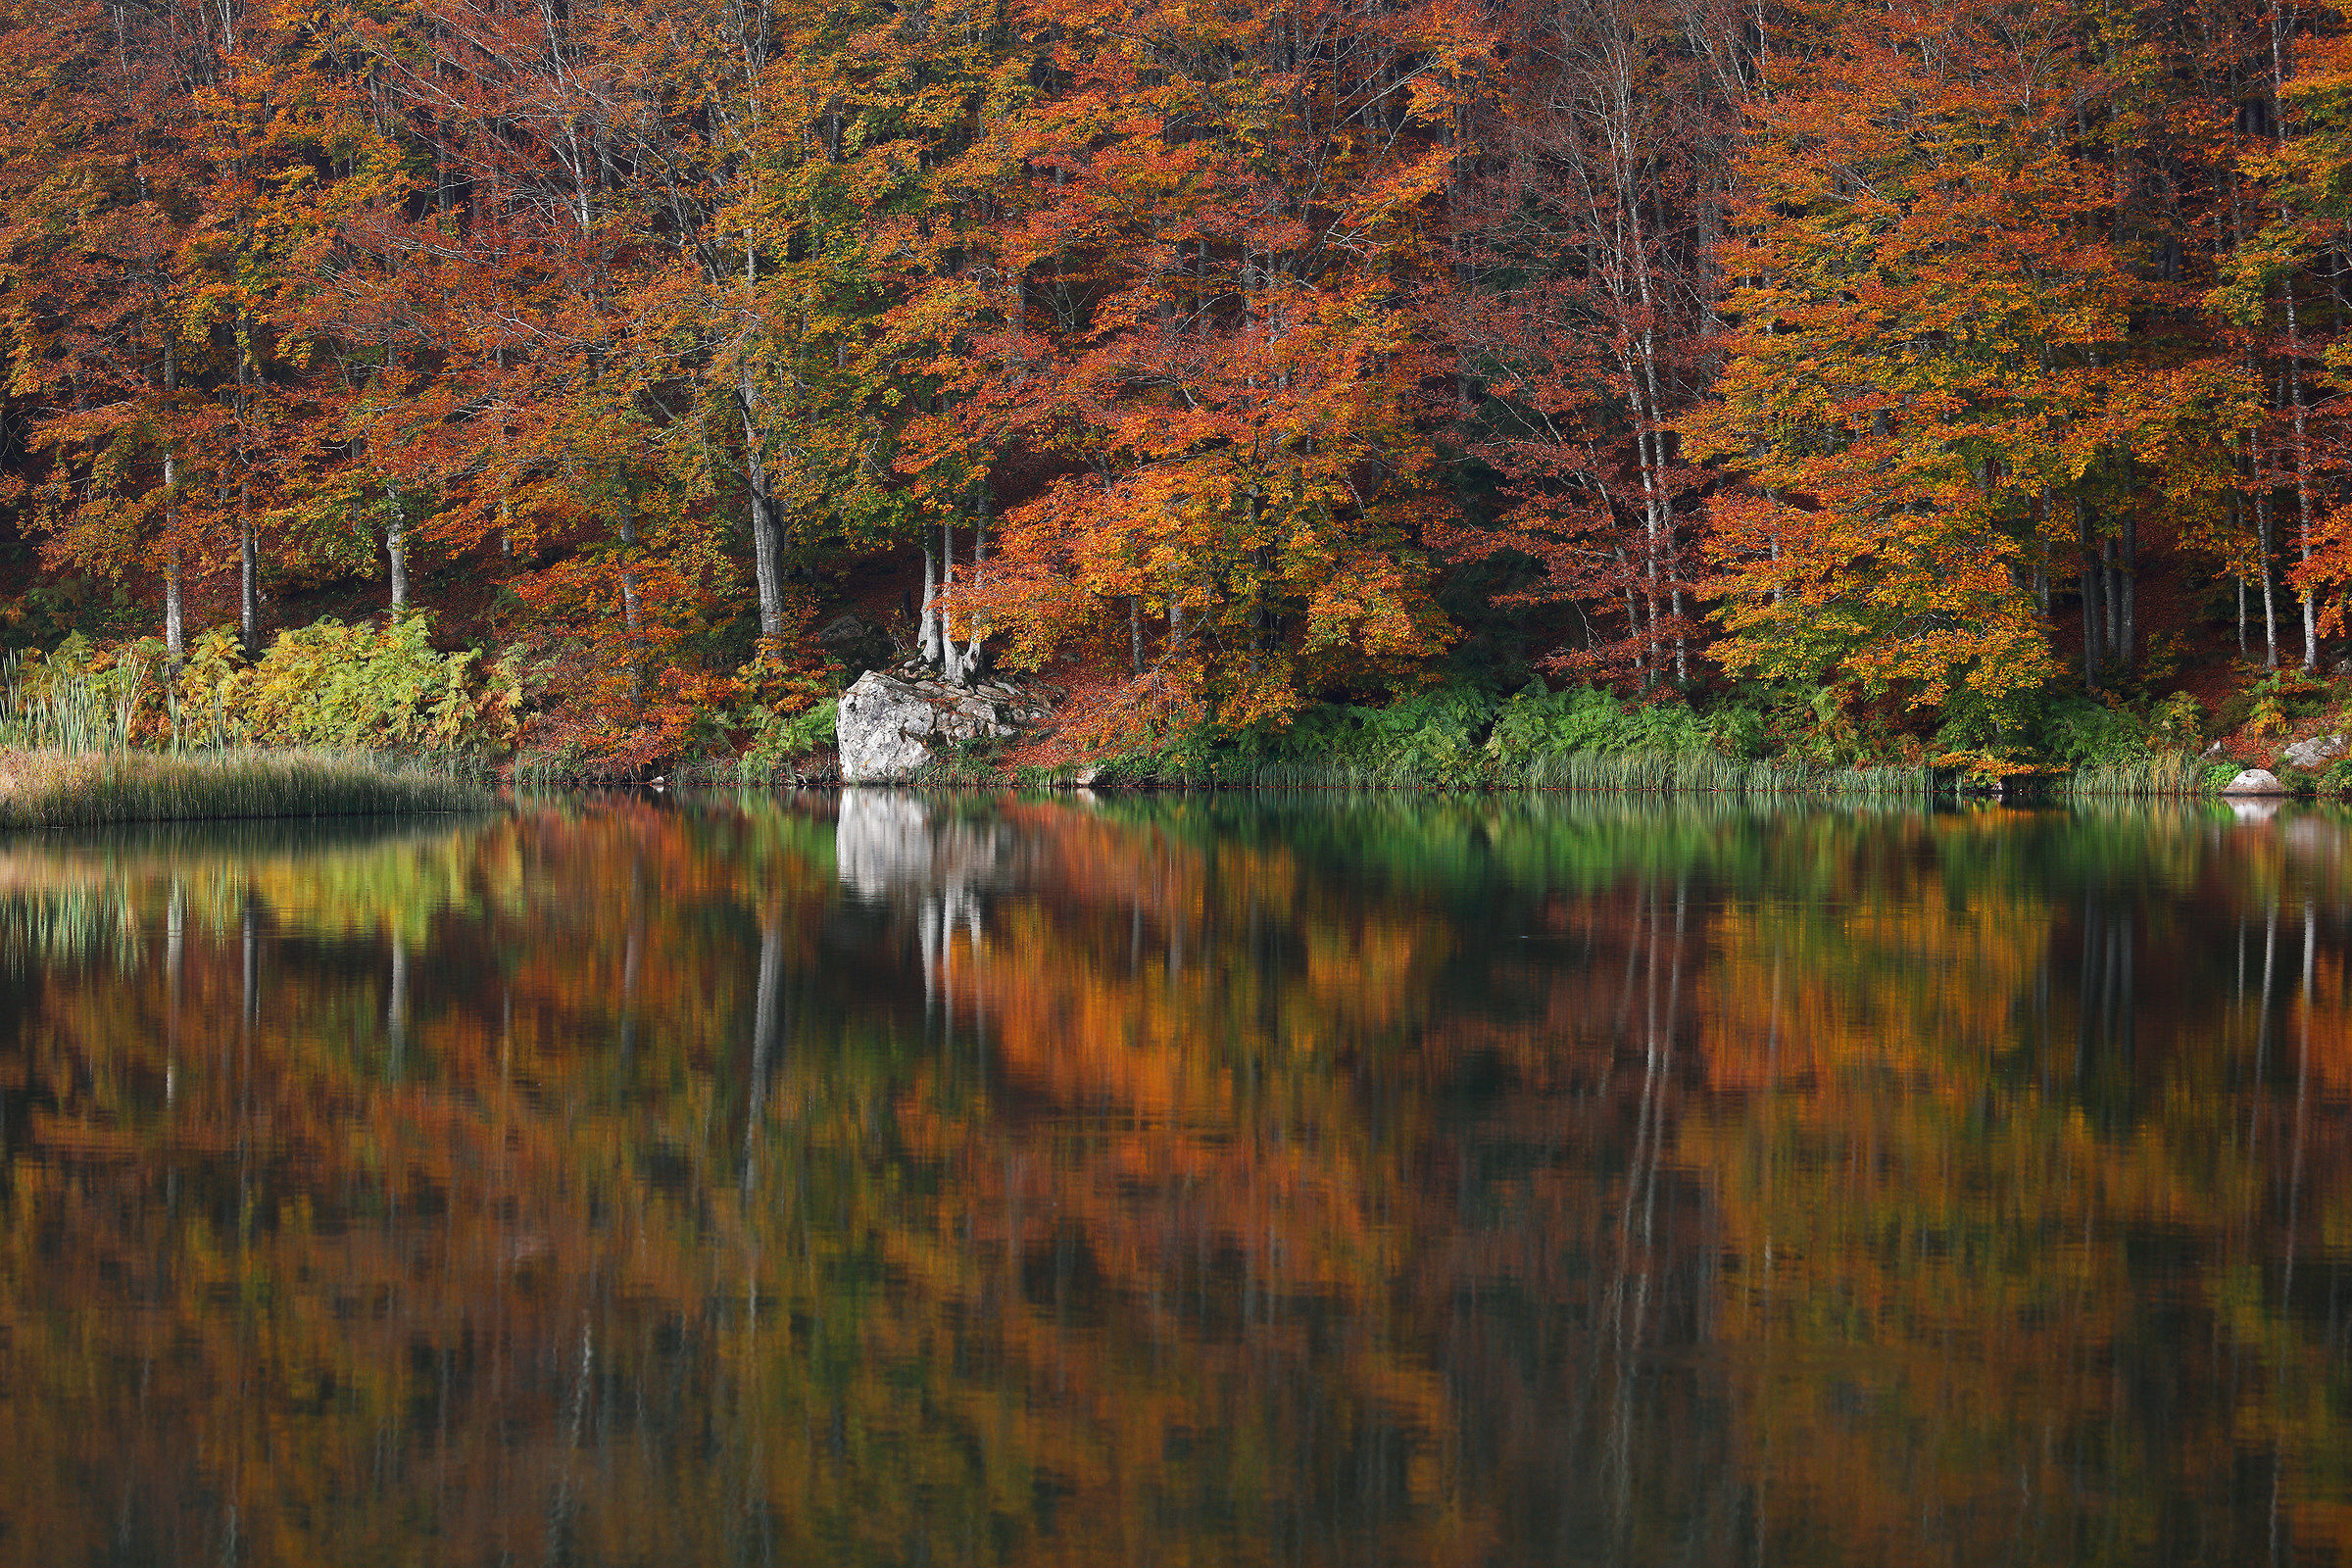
left=1, top=0, right=2347, bottom=771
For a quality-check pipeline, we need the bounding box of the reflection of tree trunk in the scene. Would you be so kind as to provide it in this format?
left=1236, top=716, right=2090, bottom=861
left=166, top=880, right=183, bottom=1106
left=743, top=908, right=782, bottom=1191
left=619, top=859, right=642, bottom=1065
left=1608, top=876, right=1682, bottom=1551
left=2286, top=900, right=2314, bottom=1304
left=387, top=932, right=409, bottom=1081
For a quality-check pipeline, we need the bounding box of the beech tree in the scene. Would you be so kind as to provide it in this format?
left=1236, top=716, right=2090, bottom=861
left=1691, top=0, right=2239, bottom=717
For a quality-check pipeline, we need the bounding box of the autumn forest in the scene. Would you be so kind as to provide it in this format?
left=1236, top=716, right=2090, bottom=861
left=4, top=0, right=2351, bottom=768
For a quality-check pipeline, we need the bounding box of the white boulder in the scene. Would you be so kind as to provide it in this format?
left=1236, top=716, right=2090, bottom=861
left=835, top=666, right=1048, bottom=783
left=2223, top=767, right=2285, bottom=796
left=2283, top=732, right=2347, bottom=770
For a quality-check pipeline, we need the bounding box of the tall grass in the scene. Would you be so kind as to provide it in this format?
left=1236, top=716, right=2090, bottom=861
left=2058, top=753, right=2214, bottom=799
left=0, top=647, right=151, bottom=754
left=1087, top=749, right=1943, bottom=798
left=0, top=748, right=495, bottom=828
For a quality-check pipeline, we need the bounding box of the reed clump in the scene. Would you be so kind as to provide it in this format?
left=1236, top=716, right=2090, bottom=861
left=0, top=748, right=495, bottom=828
left=2057, top=753, right=2217, bottom=799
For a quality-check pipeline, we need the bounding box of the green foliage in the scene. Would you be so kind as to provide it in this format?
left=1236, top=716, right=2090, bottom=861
left=177, top=616, right=521, bottom=755
left=736, top=699, right=839, bottom=780
left=1, top=640, right=152, bottom=755
left=1484, top=683, right=1716, bottom=765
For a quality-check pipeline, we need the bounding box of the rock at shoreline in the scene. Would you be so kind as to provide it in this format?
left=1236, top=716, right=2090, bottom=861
left=2283, top=732, right=2348, bottom=770
left=2223, top=767, right=2285, bottom=796
left=836, top=665, right=1055, bottom=783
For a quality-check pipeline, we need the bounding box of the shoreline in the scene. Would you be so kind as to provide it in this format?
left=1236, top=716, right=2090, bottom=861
left=0, top=748, right=499, bottom=828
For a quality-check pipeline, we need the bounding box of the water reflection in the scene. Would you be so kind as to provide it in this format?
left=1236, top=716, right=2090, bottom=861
left=2, top=794, right=2350, bottom=1564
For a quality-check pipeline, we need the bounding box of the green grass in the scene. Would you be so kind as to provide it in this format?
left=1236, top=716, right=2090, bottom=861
left=2057, top=753, right=2222, bottom=799
left=0, top=747, right=497, bottom=828
left=1062, top=749, right=1942, bottom=798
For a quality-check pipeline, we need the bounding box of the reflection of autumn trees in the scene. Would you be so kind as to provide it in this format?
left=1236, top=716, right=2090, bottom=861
left=7, top=797, right=2352, bottom=1563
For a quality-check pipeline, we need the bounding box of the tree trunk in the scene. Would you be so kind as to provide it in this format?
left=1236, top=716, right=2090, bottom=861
left=2257, top=489, right=2281, bottom=670
left=618, top=494, right=644, bottom=703
left=964, top=486, right=988, bottom=674
left=739, top=382, right=786, bottom=645
left=240, top=513, right=258, bottom=656
left=918, top=539, right=941, bottom=665
left=2080, top=504, right=2101, bottom=692
left=385, top=486, right=409, bottom=612
left=2119, top=513, right=2135, bottom=672
left=941, top=518, right=967, bottom=683
left=162, top=334, right=183, bottom=663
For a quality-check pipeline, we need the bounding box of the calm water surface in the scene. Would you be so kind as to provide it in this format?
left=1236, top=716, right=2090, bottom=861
left=4, top=791, right=2351, bottom=1565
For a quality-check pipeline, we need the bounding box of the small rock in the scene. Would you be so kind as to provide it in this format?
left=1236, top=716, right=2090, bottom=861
left=816, top=613, right=870, bottom=646
left=2284, top=732, right=2348, bottom=770
left=1074, top=765, right=1102, bottom=787
left=2224, top=767, right=2286, bottom=796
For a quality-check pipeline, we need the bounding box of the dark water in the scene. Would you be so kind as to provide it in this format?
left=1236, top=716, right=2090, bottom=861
left=5, top=791, right=2352, bottom=1566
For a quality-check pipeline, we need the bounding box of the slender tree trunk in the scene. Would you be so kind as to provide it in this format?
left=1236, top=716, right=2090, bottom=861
left=236, top=332, right=258, bottom=657
left=2119, top=514, right=2135, bottom=672
left=2080, top=503, right=2101, bottom=692
left=965, top=488, right=988, bottom=674
left=941, top=518, right=966, bottom=683
left=162, top=334, right=183, bottom=663
left=2286, top=284, right=2321, bottom=669
left=240, top=513, right=258, bottom=655
left=918, top=539, right=941, bottom=665
left=2101, top=534, right=2119, bottom=663
left=385, top=485, right=409, bottom=612
left=618, top=494, right=643, bottom=703
left=739, top=383, right=786, bottom=645
left=2275, top=7, right=2321, bottom=670
left=2257, top=489, right=2281, bottom=669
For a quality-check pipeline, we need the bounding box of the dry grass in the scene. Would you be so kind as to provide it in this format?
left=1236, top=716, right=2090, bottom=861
left=0, top=747, right=496, bottom=828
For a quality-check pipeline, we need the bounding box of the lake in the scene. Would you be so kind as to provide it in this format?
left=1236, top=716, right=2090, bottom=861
left=1, top=790, right=2347, bottom=1565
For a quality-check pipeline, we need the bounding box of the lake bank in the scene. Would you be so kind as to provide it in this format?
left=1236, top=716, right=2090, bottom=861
left=0, top=748, right=497, bottom=827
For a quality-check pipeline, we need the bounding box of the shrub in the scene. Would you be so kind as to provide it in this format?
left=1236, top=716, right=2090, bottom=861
left=175, top=615, right=520, bottom=754
left=739, top=699, right=838, bottom=777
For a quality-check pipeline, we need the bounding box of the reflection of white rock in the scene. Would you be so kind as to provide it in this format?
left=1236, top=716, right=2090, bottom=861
left=836, top=791, right=1004, bottom=1011
left=2230, top=797, right=2282, bottom=824
left=2284, top=815, right=2338, bottom=856
left=835, top=790, right=938, bottom=899
left=835, top=790, right=1007, bottom=906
